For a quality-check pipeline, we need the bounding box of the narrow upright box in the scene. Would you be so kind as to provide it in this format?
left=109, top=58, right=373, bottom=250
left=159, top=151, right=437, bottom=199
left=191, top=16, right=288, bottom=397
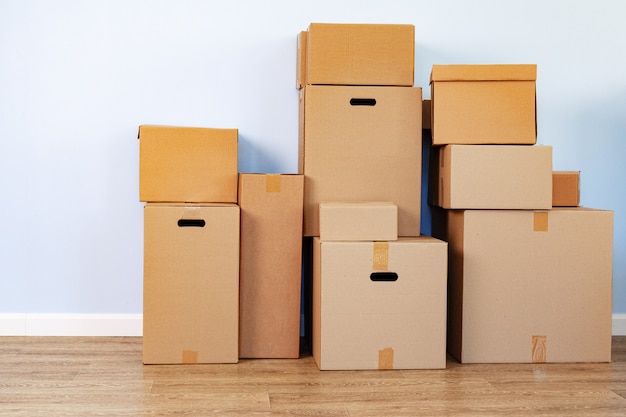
left=143, top=203, right=240, bottom=365
left=300, top=23, right=415, bottom=87
left=313, top=236, right=448, bottom=370
left=238, top=174, right=304, bottom=358
left=441, top=208, right=613, bottom=363
left=319, top=202, right=398, bottom=242
left=139, top=125, right=238, bottom=203
left=552, top=171, right=580, bottom=207
left=430, top=145, right=552, bottom=209
left=430, top=64, right=537, bottom=145
left=299, top=85, right=422, bottom=236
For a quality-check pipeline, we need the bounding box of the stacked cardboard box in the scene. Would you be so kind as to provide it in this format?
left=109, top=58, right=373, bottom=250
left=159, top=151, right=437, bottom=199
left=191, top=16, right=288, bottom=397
left=298, top=23, right=448, bottom=370
left=428, top=65, right=614, bottom=363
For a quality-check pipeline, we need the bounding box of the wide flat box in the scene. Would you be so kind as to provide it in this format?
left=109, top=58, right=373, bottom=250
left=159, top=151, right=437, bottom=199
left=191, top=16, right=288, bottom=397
left=139, top=125, right=238, bottom=203
left=143, top=203, right=240, bottom=364
left=299, top=85, right=422, bottom=237
left=238, top=174, right=304, bottom=358
left=430, top=145, right=552, bottom=209
left=313, top=236, right=448, bottom=370
left=319, top=201, right=398, bottom=242
left=552, top=171, right=580, bottom=207
left=300, top=23, right=415, bottom=87
left=430, top=64, right=537, bottom=145
left=441, top=208, right=613, bottom=364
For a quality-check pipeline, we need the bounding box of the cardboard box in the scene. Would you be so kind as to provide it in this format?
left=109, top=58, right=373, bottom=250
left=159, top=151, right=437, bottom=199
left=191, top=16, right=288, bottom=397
left=300, top=23, right=415, bottom=87
left=238, top=174, right=304, bottom=358
left=430, top=145, right=552, bottom=209
left=299, top=85, right=422, bottom=237
left=138, top=125, right=238, bottom=203
left=440, top=208, right=613, bottom=364
left=313, top=236, right=448, bottom=370
left=430, top=64, right=537, bottom=145
left=319, top=201, right=398, bottom=242
left=143, top=203, right=240, bottom=364
left=552, top=171, right=580, bottom=207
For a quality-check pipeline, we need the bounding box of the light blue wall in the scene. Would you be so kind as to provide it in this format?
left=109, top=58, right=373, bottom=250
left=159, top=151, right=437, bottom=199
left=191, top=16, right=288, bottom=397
left=1, top=0, right=624, bottom=314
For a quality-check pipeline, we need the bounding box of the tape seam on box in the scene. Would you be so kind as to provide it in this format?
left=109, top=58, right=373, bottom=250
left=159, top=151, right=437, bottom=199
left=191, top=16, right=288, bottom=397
left=378, top=347, right=394, bottom=370
left=182, top=350, right=199, bottom=364
left=373, top=242, right=389, bottom=271
left=533, top=211, right=549, bottom=232
left=532, top=335, right=547, bottom=363
left=266, top=174, right=281, bottom=192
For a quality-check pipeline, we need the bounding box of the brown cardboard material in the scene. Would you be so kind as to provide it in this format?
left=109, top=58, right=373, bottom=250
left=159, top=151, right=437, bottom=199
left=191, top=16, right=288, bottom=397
left=299, top=85, right=422, bottom=237
left=430, top=145, right=552, bottom=209
left=430, top=64, right=537, bottom=145
left=440, top=208, right=613, bottom=364
left=143, top=203, right=240, bottom=364
left=319, top=202, right=398, bottom=242
left=238, top=174, right=304, bottom=358
left=552, top=171, right=580, bottom=207
left=296, top=31, right=307, bottom=90
left=138, top=125, right=238, bottom=203
left=313, top=236, right=448, bottom=370
left=303, top=23, right=414, bottom=87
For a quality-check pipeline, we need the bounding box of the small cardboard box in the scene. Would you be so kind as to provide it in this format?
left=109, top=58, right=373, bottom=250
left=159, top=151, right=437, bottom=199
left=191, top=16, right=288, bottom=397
left=299, top=85, right=422, bottom=237
left=319, top=201, right=398, bottom=242
left=143, top=203, right=240, bottom=364
left=138, top=125, right=238, bottom=203
left=430, top=64, right=537, bottom=145
left=313, top=236, right=448, bottom=370
left=299, top=23, right=415, bottom=87
left=439, top=208, right=613, bottom=364
left=238, top=174, right=304, bottom=359
left=430, top=145, right=552, bottom=209
left=552, top=171, right=580, bottom=207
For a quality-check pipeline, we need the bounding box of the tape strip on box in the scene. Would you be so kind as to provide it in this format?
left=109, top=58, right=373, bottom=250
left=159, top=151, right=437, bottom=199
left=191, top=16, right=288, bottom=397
left=266, top=174, right=282, bottom=193
left=373, top=242, right=389, bottom=271
left=182, top=350, right=199, bottom=364
left=378, top=347, right=394, bottom=370
left=533, top=211, right=549, bottom=232
left=532, top=336, right=547, bottom=363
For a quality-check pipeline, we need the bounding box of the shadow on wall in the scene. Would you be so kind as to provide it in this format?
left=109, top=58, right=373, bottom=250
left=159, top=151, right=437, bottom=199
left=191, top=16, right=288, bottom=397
left=238, top=133, right=284, bottom=174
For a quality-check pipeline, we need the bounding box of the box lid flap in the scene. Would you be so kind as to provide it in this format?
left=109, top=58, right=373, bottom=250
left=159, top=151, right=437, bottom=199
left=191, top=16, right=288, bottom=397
left=430, top=64, right=537, bottom=82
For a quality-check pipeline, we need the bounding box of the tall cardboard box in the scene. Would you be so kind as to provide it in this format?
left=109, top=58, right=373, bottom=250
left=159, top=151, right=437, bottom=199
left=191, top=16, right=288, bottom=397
left=238, top=174, right=304, bottom=358
left=299, top=85, right=422, bottom=237
left=552, top=171, right=580, bottom=207
left=442, top=208, right=613, bottom=364
left=313, top=236, right=448, bottom=370
left=430, top=145, right=552, bottom=209
left=143, top=203, right=240, bottom=364
left=430, top=64, right=537, bottom=145
left=138, top=125, right=238, bottom=203
left=299, top=23, right=415, bottom=87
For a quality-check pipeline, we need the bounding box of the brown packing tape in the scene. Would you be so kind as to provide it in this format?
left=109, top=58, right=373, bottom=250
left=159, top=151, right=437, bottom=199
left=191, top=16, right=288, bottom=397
left=533, top=211, right=549, bottom=232
left=532, top=336, right=547, bottom=363
left=182, top=350, right=199, bottom=364
left=266, top=174, right=281, bottom=193
left=372, top=242, right=389, bottom=271
left=378, top=347, right=394, bottom=370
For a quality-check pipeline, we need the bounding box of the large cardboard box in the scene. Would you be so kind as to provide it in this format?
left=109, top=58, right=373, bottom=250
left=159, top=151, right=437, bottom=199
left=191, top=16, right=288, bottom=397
left=430, top=64, right=537, bottom=145
left=139, top=125, right=238, bottom=203
left=143, top=203, right=240, bottom=364
left=313, top=236, right=448, bottom=370
left=319, top=201, right=398, bottom=242
left=552, top=171, right=580, bottom=207
left=299, top=23, right=415, bottom=87
left=430, top=145, right=552, bottom=209
left=238, top=174, right=304, bottom=358
left=441, top=208, right=613, bottom=364
left=299, top=85, right=422, bottom=237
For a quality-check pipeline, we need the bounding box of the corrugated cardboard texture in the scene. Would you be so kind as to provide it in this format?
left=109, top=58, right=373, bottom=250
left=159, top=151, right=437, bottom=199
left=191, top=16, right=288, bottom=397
left=552, top=171, right=580, bottom=207
left=445, top=208, right=613, bottom=364
left=430, top=64, right=536, bottom=145
left=139, top=125, right=238, bottom=203
left=430, top=145, right=552, bottom=210
left=319, top=201, right=398, bottom=242
left=238, top=174, right=304, bottom=358
left=312, top=236, right=448, bottom=370
left=306, top=23, right=414, bottom=86
left=300, top=85, right=422, bottom=237
left=143, top=203, right=240, bottom=364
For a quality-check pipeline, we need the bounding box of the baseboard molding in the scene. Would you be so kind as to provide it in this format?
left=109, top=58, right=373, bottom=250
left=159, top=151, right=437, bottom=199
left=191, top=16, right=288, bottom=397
left=1, top=313, right=626, bottom=337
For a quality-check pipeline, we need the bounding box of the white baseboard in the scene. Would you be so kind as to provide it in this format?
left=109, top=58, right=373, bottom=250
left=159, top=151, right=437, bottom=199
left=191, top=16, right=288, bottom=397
left=1, top=313, right=626, bottom=337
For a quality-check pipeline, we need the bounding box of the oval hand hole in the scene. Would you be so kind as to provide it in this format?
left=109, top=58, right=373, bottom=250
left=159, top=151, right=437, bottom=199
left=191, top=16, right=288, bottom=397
left=177, top=219, right=206, bottom=227
left=350, top=98, right=376, bottom=106
left=370, top=272, right=398, bottom=282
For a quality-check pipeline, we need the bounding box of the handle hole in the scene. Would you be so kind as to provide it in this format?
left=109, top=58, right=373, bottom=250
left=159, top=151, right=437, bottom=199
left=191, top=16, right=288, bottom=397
left=177, top=219, right=206, bottom=227
left=350, top=98, right=377, bottom=106
left=370, top=272, right=398, bottom=282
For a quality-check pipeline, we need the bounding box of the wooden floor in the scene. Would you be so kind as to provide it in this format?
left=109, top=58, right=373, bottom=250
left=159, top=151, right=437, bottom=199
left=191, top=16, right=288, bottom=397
left=1, top=337, right=625, bottom=416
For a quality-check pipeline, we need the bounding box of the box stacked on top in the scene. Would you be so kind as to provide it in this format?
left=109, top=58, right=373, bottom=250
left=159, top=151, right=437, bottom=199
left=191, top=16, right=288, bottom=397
left=427, top=65, right=614, bottom=364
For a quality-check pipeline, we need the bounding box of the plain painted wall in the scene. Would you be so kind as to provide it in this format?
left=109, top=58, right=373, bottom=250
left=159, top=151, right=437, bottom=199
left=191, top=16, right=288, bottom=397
left=1, top=0, right=624, bottom=315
